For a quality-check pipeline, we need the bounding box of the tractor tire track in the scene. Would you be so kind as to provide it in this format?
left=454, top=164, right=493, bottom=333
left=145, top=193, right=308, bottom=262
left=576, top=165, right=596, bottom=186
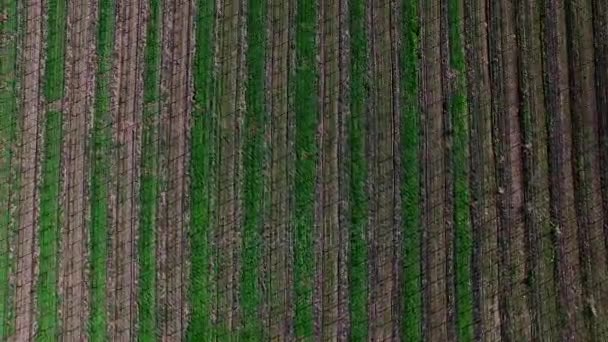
left=367, top=0, right=401, bottom=339
left=265, top=0, right=294, bottom=339
left=58, top=0, right=96, bottom=339
left=542, top=0, right=586, bottom=339
left=158, top=0, right=194, bottom=338
left=463, top=0, right=501, bottom=339
left=12, top=0, right=44, bottom=339
left=108, top=0, right=146, bottom=338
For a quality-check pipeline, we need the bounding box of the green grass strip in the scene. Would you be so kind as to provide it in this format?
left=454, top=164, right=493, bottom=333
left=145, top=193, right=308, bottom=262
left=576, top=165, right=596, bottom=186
left=187, top=0, right=216, bottom=340
left=37, top=0, right=67, bottom=339
left=448, top=0, right=474, bottom=340
left=348, top=0, right=369, bottom=339
left=137, top=0, right=160, bottom=340
left=0, top=0, right=20, bottom=337
left=240, top=0, right=266, bottom=340
left=401, top=0, right=423, bottom=340
left=89, top=0, right=115, bottom=339
left=293, top=0, right=317, bottom=338
left=36, top=110, right=62, bottom=341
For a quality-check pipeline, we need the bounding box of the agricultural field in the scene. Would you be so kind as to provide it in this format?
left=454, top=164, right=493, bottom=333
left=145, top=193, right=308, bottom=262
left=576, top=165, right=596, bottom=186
left=0, top=0, right=606, bottom=340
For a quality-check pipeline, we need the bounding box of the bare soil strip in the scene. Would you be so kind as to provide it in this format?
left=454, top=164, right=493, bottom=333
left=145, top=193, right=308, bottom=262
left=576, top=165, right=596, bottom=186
left=158, top=0, right=194, bottom=338
left=58, top=0, right=96, bottom=339
left=265, top=0, right=294, bottom=338
left=12, top=0, right=43, bottom=339
left=488, top=0, right=532, bottom=339
left=210, top=0, right=244, bottom=336
left=420, top=0, right=449, bottom=340
left=566, top=0, right=608, bottom=337
left=108, top=0, right=146, bottom=338
left=516, top=0, right=559, bottom=338
left=315, top=0, right=349, bottom=339
left=367, top=0, right=402, bottom=339
left=463, top=0, right=501, bottom=339
left=542, top=0, right=586, bottom=339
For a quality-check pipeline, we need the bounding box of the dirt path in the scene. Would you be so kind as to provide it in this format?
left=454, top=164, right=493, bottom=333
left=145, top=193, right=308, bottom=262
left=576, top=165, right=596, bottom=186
left=58, top=0, right=96, bottom=339
left=314, top=0, right=349, bottom=339
left=420, top=0, right=449, bottom=340
left=158, top=0, right=194, bottom=338
left=367, top=0, right=402, bottom=339
left=12, top=0, right=43, bottom=339
left=209, top=0, right=244, bottom=335
left=516, top=0, right=559, bottom=339
left=543, top=0, right=586, bottom=339
left=463, top=0, right=501, bottom=339
left=108, top=0, right=146, bottom=338
left=265, top=0, right=294, bottom=338
left=566, top=0, right=608, bottom=336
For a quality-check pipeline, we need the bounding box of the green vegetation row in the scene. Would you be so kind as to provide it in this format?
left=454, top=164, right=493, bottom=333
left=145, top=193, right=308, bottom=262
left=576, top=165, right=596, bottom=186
left=0, top=0, right=20, bottom=337
left=240, top=0, right=266, bottom=339
left=187, top=0, right=216, bottom=339
left=137, top=0, right=161, bottom=339
left=89, top=0, right=115, bottom=339
left=401, top=0, right=423, bottom=340
left=37, top=0, right=67, bottom=338
left=293, top=0, right=317, bottom=338
left=348, top=0, right=369, bottom=339
left=448, top=0, right=473, bottom=339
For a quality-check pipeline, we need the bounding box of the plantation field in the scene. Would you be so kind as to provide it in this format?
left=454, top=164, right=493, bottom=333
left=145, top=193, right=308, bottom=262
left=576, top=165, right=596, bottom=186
left=0, top=0, right=607, bottom=340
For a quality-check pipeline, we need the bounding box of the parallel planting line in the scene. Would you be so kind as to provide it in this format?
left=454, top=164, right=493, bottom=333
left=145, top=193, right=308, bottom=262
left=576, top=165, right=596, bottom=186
left=137, top=0, right=160, bottom=339
left=0, top=0, right=20, bottom=337
left=241, top=0, right=266, bottom=339
left=89, top=0, right=115, bottom=337
left=401, top=0, right=422, bottom=340
left=187, top=0, right=216, bottom=338
left=294, top=0, right=317, bottom=337
left=348, top=0, right=369, bottom=338
left=35, top=0, right=67, bottom=338
left=448, top=0, right=473, bottom=339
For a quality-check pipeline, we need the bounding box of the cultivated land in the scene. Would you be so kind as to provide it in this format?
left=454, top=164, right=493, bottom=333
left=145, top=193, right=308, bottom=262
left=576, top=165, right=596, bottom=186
left=0, top=0, right=607, bottom=340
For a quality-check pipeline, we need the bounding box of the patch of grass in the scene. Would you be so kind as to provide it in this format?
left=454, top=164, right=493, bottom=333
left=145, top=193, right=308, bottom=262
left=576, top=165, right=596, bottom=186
left=0, top=0, right=20, bottom=337
left=137, top=0, right=160, bottom=340
left=37, top=0, right=67, bottom=338
left=187, top=0, right=216, bottom=340
left=293, top=0, right=317, bottom=339
left=349, top=0, right=369, bottom=339
left=448, top=0, right=473, bottom=340
left=401, top=1, right=423, bottom=340
left=36, top=110, right=62, bottom=341
left=88, top=0, right=114, bottom=339
left=240, top=0, right=266, bottom=340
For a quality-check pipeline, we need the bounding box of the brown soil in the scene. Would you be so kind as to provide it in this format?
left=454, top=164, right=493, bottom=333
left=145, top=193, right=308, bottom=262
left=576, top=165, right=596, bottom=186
left=543, top=0, right=586, bottom=339
left=211, top=0, right=244, bottom=336
left=108, top=0, right=146, bottom=338
left=367, top=0, right=401, bottom=339
left=265, top=0, right=294, bottom=339
left=566, top=0, right=608, bottom=336
left=12, top=0, right=43, bottom=339
left=516, top=0, right=560, bottom=339
left=463, top=0, right=501, bottom=339
left=420, top=0, right=449, bottom=340
left=157, top=0, right=194, bottom=339
left=58, top=0, right=96, bottom=339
